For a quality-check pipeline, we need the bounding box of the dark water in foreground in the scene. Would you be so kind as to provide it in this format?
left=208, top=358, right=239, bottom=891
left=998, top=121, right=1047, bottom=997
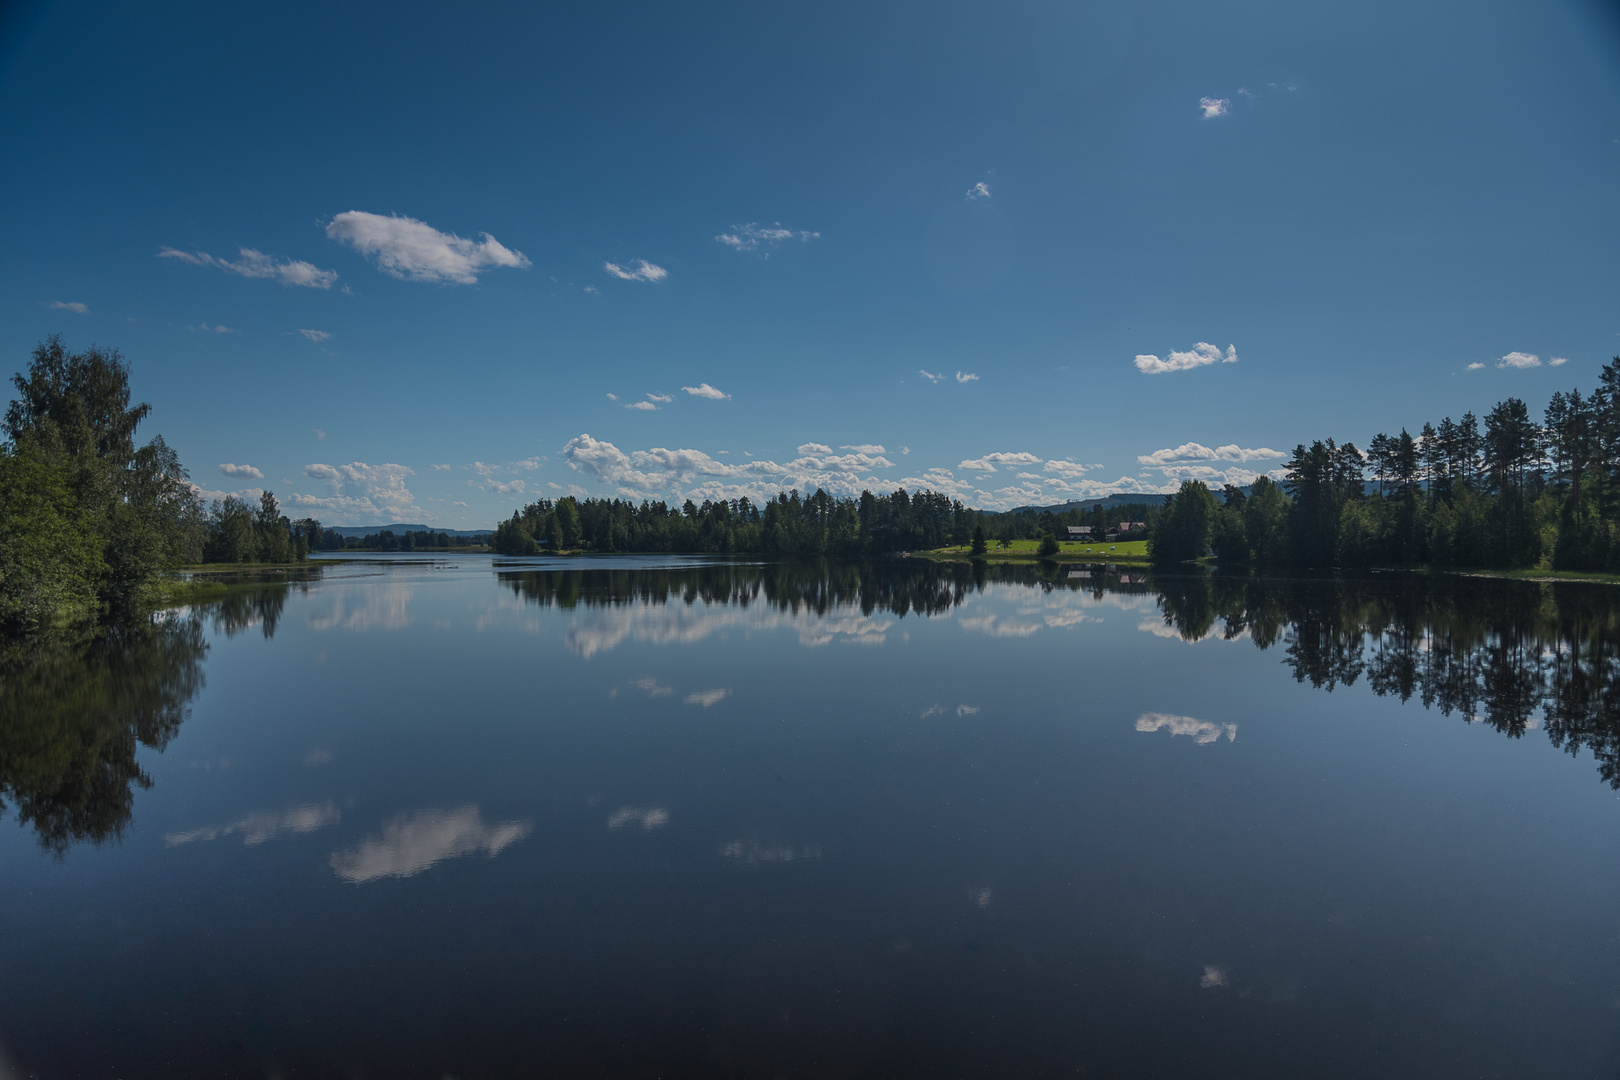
left=4, top=555, right=1620, bottom=1078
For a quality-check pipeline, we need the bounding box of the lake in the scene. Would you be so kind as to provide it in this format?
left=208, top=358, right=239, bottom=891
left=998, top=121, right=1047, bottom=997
left=3, top=555, right=1619, bottom=1078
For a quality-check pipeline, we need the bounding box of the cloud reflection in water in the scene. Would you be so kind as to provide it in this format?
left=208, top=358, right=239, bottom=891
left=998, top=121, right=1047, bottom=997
left=165, top=801, right=340, bottom=846
left=329, top=805, right=532, bottom=883
left=1135, top=712, right=1237, bottom=744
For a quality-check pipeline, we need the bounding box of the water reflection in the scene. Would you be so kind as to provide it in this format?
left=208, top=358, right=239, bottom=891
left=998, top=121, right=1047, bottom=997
left=329, top=805, right=532, bottom=883
left=0, top=586, right=289, bottom=853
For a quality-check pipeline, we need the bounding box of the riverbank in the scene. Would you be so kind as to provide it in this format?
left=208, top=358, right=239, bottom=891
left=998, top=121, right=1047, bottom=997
left=918, top=538, right=1152, bottom=563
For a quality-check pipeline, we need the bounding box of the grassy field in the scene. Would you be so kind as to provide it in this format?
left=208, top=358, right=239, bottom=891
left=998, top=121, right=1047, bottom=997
left=922, top=538, right=1150, bottom=561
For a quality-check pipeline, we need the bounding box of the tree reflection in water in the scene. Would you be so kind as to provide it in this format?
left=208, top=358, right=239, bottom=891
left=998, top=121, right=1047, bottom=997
left=0, top=586, right=292, bottom=854
left=504, top=560, right=1620, bottom=791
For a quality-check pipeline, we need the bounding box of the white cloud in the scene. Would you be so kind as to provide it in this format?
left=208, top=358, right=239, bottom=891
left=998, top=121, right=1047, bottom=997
left=452, top=500, right=468, bottom=507
left=797, top=443, right=834, bottom=455
left=841, top=444, right=885, bottom=454
left=48, top=300, right=88, bottom=314
left=714, top=222, right=820, bottom=251
left=1137, top=442, right=1284, bottom=467
left=1467, top=362, right=1485, bottom=370
left=685, top=688, right=731, bottom=707
left=431, top=463, right=451, bottom=471
left=960, top=613, right=1042, bottom=638
left=325, top=211, right=529, bottom=285
left=683, top=383, right=730, bottom=400
left=1135, top=342, right=1239, bottom=374
left=329, top=805, right=532, bottom=883
left=606, top=392, right=618, bottom=400
left=294, top=461, right=420, bottom=520
left=159, top=246, right=338, bottom=288
left=218, top=463, right=264, bottom=480
left=918, top=369, right=945, bottom=383
left=190, top=322, right=237, bottom=334
left=646, top=392, right=673, bottom=403
left=486, top=478, right=526, bottom=495
left=1199, top=97, right=1230, bottom=118
left=1497, top=351, right=1541, bottom=369
left=1550, top=356, right=1569, bottom=367
left=1135, top=712, right=1237, bottom=744
left=604, top=259, right=668, bottom=282
left=955, top=371, right=980, bottom=383
left=958, top=451, right=1041, bottom=473
left=1044, top=459, right=1101, bottom=479
left=626, top=400, right=659, bottom=411
left=966, top=181, right=992, bottom=200
left=296, top=328, right=331, bottom=342
left=956, top=705, right=980, bottom=716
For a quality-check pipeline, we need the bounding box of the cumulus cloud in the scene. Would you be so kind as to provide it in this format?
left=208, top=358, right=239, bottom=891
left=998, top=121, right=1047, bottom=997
left=1137, top=442, right=1284, bottom=467
left=1135, top=342, right=1239, bottom=374
left=159, top=246, right=338, bottom=288
left=955, top=371, right=980, bottom=383
left=683, top=383, right=730, bottom=400
left=431, top=463, right=451, bottom=471
left=294, top=461, right=420, bottom=520
left=296, top=328, right=331, bottom=342
left=798, top=443, right=834, bottom=455
left=1199, top=97, right=1230, bottom=118
left=918, top=369, right=945, bottom=384
left=48, top=300, right=88, bottom=314
left=1044, top=459, right=1101, bottom=479
left=714, top=223, right=819, bottom=251
left=329, top=805, right=531, bottom=883
left=1135, top=712, right=1237, bottom=744
left=966, top=181, right=992, bottom=200
left=626, top=400, right=659, bottom=411
left=218, top=463, right=264, bottom=480
left=486, top=478, right=526, bottom=495
left=1497, top=351, right=1541, bottom=369
left=1467, top=362, right=1485, bottom=370
left=958, top=451, right=1041, bottom=473
left=646, top=392, right=673, bottom=403
left=1550, top=356, right=1569, bottom=367
left=841, top=444, right=885, bottom=454
left=325, top=211, right=529, bottom=285
left=604, top=259, right=668, bottom=282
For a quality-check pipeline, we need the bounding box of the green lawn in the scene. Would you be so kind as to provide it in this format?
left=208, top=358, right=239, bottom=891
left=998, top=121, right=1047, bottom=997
left=924, top=538, right=1150, bottom=560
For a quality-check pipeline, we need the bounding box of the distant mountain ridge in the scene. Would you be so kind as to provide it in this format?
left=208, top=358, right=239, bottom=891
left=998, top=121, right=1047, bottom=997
left=323, top=524, right=492, bottom=538
left=1004, top=493, right=1173, bottom=515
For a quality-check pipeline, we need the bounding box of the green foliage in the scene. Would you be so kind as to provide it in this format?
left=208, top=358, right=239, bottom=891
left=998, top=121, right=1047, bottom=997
left=970, top=523, right=988, bottom=556
left=0, top=336, right=205, bottom=629
left=1037, top=532, right=1060, bottom=557
left=1149, top=481, right=1217, bottom=564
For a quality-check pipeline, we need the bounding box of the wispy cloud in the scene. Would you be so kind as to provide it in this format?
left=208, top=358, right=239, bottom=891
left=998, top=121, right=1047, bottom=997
left=160, top=246, right=338, bottom=289
left=959, top=451, right=1041, bottom=473
left=296, top=328, right=331, bottom=342
left=218, top=463, right=264, bottom=480
left=955, top=371, right=980, bottom=383
left=48, top=300, right=88, bottom=314
left=1044, top=459, right=1101, bottom=479
left=646, top=393, right=673, bottom=403
left=604, top=259, right=668, bottom=282
left=166, top=801, right=339, bottom=847
left=966, top=181, right=992, bottom=200
left=1134, top=342, right=1238, bottom=374
left=325, top=211, right=528, bottom=285
left=329, top=806, right=531, bottom=883
left=1550, top=356, right=1569, bottom=367
left=430, top=463, right=451, bottom=471
left=685, top=688, right=731, bottom=707
left=714, top=222, right=819, bottom=251
left=841, top=444, right=885, bottom=454
left=683, top=383, right=730, bottom=400
left=918, top=369, right=945, bottom=384
left=626, top=400, right=659, bottom=411
left=1199, top=97, right=1230, bottom=118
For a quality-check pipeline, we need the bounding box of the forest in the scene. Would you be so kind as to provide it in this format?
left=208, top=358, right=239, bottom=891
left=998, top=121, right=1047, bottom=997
left=490, top=486, right=1157, bottom=557
left=1150, top=357, right=1620, bottom=570
left=0, top=337, right=315, bottom=631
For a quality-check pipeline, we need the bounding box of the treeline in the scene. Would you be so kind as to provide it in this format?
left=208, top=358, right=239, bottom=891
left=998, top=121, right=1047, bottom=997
left=1151, top=357, right=1620, bottom=570
left=492, top=488, right=1161, bottom=556
left=0, top=337, right=315, bottom=631
left=307, top=528, right=483, bottom=552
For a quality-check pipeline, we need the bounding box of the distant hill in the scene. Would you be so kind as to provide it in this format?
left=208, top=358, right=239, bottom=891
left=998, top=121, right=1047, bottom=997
left=323, top=524, right=492, bottom=539
left=1004, top=493, right=1173, bottom=515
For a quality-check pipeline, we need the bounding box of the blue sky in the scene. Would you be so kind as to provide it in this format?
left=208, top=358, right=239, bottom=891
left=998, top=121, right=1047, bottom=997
left=2, top=0, right=1617, bottom=525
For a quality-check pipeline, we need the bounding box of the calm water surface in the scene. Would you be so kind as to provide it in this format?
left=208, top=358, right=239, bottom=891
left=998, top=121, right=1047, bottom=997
left=4, top=555, right=1620, bottom=1078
